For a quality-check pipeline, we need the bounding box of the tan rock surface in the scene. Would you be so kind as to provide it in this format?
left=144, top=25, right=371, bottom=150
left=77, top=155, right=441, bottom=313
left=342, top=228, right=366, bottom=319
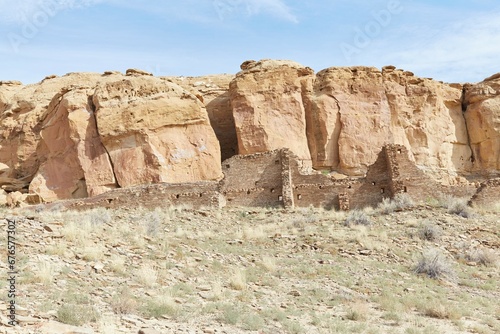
left=464, top=74, right=500, bottom=175
left=1, top=72, right=223, bottom=202
left=166, top=74, right=237, bottom=161
left=229, top=59, right=314, bottom=163
left=29, top=88, right=117, bottom=202
left=93, top=76, right=223, bottom=188
left=240, top=62, right=474, bottom=180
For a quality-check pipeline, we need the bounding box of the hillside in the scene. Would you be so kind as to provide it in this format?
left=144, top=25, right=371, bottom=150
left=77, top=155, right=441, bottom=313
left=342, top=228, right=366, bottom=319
left=0, top=199, right=499, bottom=333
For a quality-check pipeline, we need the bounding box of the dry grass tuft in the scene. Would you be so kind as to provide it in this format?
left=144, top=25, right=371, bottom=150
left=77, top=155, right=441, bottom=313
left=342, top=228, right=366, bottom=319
left=229, top=268, right=247, bottom=290
left=414, top=248, right=456, bottom=281
left=343, top=209, right=372, bottom=227
left=465, top=248, right=498, bottom=267
left=135, top=264, right=158, bottom=287
left=418, top=221, right=442, bottom=241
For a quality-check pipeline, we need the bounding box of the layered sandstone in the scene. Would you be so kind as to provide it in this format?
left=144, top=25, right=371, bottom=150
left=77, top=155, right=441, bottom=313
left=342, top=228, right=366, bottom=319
left=229, top=60, right=314, bottom=163
left=1, top=72, right=223, bottom=202
left=93, top=75, right=222, bottom=188
left=230, top=61, right=489, bottom=182
left=464, top=74, right=500, bottom=175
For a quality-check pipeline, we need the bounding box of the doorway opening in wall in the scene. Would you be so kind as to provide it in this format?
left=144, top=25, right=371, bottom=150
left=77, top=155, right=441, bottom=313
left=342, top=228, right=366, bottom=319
left=381, top=188, right=385, bottom=194
left=404, top=186, right=407, bottom=192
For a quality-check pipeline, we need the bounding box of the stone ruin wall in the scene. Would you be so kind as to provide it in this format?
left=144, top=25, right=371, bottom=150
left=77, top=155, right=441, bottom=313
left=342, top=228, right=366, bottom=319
left=57, top=145, right=496, bottom=212
left=220, top=150, right=284, bottom=208
left=469, top=178, right=500, bottom=207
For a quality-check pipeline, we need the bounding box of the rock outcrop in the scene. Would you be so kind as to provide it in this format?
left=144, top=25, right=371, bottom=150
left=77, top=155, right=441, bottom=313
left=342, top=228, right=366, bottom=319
left=93, top=76, right=222, bottom=188
left=464, top=74, right=500, bottom=175
left=1, top=61, right=499, bottom=203
left=230, top=61, right=492, bottom=182
left=229, top=60, right=314, bottom=163
left=1, top=71, right=223, bottom=202
left=166, top=74, right=237, bottom=161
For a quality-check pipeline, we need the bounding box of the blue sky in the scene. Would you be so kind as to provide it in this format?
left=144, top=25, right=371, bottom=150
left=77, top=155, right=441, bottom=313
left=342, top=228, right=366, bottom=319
left=0, top=0, right=499, bottom=84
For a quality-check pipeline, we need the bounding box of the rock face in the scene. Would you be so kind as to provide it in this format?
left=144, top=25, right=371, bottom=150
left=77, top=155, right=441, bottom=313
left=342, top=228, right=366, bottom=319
left=30, top=87, right=117, bottom=202
left=1, top=71, right=223, bottom=202
left=0, top=61, right=499, bottom=203
left=229, top=60, right=314, bottom=163
left=93, top=76, right=222, bottom=188
left=464, top=74, right=500, bottom=175
left=231, top=61, right=488, bottom=182
left=166, top=75, right=237, bottom=161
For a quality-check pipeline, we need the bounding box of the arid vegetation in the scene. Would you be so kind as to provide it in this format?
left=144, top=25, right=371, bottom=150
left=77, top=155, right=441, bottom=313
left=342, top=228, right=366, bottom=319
left=0, top=199, right=498, bottom=333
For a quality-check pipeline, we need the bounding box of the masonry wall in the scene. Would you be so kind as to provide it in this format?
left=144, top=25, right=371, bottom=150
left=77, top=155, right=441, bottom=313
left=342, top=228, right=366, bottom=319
left=219, top=150, right=284, bottom=207
left=45, top=145, right=496, bottom=212
left=388, top=145, right=477, bottom=203
left=64, top=181, right=222, bottom=210
left=469, top=178, right=500, bottom=207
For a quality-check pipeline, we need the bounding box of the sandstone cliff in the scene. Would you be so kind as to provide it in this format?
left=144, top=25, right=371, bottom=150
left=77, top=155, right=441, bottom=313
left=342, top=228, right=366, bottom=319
left=0, top=72, right=223, bottom=202
left=1, top=60, right=499, bottom=203
left=229, top=60, right=498, bottom=183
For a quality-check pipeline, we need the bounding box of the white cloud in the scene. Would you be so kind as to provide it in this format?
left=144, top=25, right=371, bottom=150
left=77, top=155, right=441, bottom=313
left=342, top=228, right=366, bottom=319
left=389, top=10, right=500, bottom=82
left=214, top=0, right=298, bottom=22
left=0, top=0, right=102, bottom=24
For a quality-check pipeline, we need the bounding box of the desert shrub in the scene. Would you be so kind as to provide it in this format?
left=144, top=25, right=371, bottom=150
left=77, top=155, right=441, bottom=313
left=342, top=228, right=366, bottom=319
left=140, top=296, right=179, bottom=319
left=57, top=304, right=99, bottom=326
left=378, top=193, right=414, bottom=214
left=393, top=193, right=415, bottom=209
left=414, top=249, right=455, bottom=281
left=465, top=248, right=497, bottom=267
left=378, top=198, right=397, bottom=214
left=343, top=210, right=371, bottom=227
left=446, top=197, right=474, bottom=218
left=85, top=207, right=113, bottom=225
left=418, top=221, right=442, bottom=241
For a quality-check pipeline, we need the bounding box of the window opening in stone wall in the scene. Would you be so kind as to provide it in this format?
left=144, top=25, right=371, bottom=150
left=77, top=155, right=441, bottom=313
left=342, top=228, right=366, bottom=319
left=404, top=186, right=407, bottom=193
left=226, top=164, right=230, bottom=168
left=176, top=194, right=180, bottom=199
left=372, top=182, right=376, bottom=185
left=199, top=193, right=203, bottom=197
left=381, top=188, right=385, bottom=194
left=397, top=149, right=402, bottom=154
left=348, top=185, right=352, bottom=189
left=278, top=195, right=283, bottom=201
left=297, top=194, right=302, bottom=200
left=270, top=188, right=275, bottom=193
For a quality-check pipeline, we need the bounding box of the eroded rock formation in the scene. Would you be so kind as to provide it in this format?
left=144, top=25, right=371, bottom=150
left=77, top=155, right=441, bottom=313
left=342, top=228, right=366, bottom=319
left=229, top=60, right=314, bottom=163
left=1, top=72, right=223, bottom=202
left=0, top=60, right=499, bottom=203
left=230, top=61, right=480, bottom=182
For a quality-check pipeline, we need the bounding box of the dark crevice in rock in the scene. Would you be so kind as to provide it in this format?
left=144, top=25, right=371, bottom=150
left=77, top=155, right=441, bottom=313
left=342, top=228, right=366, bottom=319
left=88, top=95, right=121, bottom=188
left=461, top=85, right=475, bottom=164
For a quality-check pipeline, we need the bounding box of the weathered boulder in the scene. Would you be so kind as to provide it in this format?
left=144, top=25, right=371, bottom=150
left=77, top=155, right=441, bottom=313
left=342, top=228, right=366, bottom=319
left=229, top=59, right=314, bottom=163
left=0, top=73, right=103, bottom=182
left=307, top=66, right=472, bottom=178
left=235, top=62, right=473, bottom=181
left=29, top=88, right=117, bottom=202
left=93, top=76, right=223, bottom=188
left=166, top=74, right=237, bottom=161
left=464, top=74, right=500, bottom=175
